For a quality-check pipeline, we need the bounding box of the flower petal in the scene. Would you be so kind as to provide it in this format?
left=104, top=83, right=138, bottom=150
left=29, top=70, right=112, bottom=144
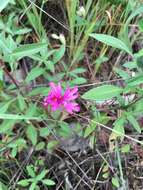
left=49, top=82, right=62, bottom=97
left=43, top=82, right=79, bottom=114
left=63, top=87, right=79, bottom=101
left=63, top=102, right=80, bottom=114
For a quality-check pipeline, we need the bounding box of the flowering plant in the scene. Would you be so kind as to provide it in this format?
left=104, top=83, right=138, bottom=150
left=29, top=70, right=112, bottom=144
left=43, top=82, right=80, bottom=114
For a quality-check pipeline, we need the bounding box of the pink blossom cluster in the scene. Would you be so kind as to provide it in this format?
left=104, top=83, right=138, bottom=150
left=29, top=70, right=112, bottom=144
left=43, top=82, right=80, bottom=114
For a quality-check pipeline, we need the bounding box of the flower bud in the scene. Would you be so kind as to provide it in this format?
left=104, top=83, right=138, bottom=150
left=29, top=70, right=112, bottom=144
left=51, top=33, right=59, bottom=39
left=77, top=6, right=86, bottom=17
left=59, top=34, right=66, bottom=45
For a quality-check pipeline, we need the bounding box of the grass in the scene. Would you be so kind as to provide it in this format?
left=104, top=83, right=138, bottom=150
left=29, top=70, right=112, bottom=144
left=0, top=0, right=143, bottom=189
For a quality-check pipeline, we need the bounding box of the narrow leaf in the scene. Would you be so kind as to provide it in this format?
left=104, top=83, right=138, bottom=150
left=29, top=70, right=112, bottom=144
left=0, top=114, right=43, bottom=121
left=36, top=170, right=47, bottom=181
left=12, top=43, right=47, bottom=59
left=17, top=179, right=29, bottom=187
left=25, top=67, right=44, bottom=82
left=43, top=179, right=55, bottom=186
left=127, top=115, right=141, bottom=133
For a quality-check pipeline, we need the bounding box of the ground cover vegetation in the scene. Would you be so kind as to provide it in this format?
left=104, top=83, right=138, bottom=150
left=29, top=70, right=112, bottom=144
left=0, top=0, right=143, bottom=189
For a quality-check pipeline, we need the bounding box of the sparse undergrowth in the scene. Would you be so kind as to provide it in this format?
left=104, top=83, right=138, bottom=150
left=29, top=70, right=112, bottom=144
left=0, top=0, right=143, bottom=190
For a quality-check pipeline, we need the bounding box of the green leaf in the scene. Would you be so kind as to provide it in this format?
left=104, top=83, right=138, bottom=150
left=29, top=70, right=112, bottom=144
left=17, top=94, right=26, bottom=111
left=0, top=101, right=12, bottom=114
left=0, top=114, right=43, bottom=121
left=0, top=120, right=16, bottom=133
left=0, top=0, right=12, bottom=12
left=0, top=33, right=15, bottom=54
left=90, top=33, right=132, bottom=55
left=47, top=140, right=58, bottom=152
left=29, top=182, right=37, bottom=190
left=39, top=128, right=50, bottom=137
left=53, top=45, right=65, bottom=64
left=9, top=138, right=26, bottom=149
left=17, top=179, right=29, bottom=187
left=44, top=61, right=55, bottom=72
left=138, top=19, right=143, bottom=32
left=122, top=5, right=143, bottom=49
left=114, top=68, right=130, bottom=80
left=102, top=172, right=109, bottom=179
left=0, top=181, right=8, bottom=190
left=82, top=85, right=123, bottom=101
left=43, top=179, right=55, bottom=186
left=35, top=142, right=45, bottom=151
left=123, top=61, right=137, bottom=69
left=127, top=74, right=143, bottom=87
left=11, top=147, right=17, bottom=157
left=26, top=125, right=38, bottom=145
left=71, top=77, right=87, bottom=85
left=70, top=68, right=86, bottom=74
left=121, top=144, right=130, bottom=153
left=28, top=87, right=50, bottom=96
left=36, top=170, right=47, bottom=181
left=112, top=177, right=120, bottom=188
left=127, top=115, right=141, bottom=133
left=12, top=43, right=47, bottom=59
left=14, top=28, right=32, bottom=35
left=84, top=121, right=97, bottom=138
left=59, top=122, right=71, bottom=137
left=26, top=165, right=35, bottom=178
left=110, top=117, right=125, bottom=140
left=25, top=67, right=44, bottom=82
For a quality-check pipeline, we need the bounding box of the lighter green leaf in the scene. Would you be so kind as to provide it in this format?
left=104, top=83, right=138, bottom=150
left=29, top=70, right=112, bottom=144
left=0, top=120, right=16, bottom=133
left=110, top=117, right=125, bottom=140
left=0, top=101, right=12, bottom=113
left=82, top=85, right=122, bottom=101
left=35, top=142, right=45, bottom=151
left=26, top=165, right=35, bottom=178
left=28, top=87, right=50, bottom=96
left=17, top=94, right=26, bottom=111
left=0, top=36, right=11, bottom=53
left=12, top=43, right=47, bottom=59
left=127, top=115, right=141, bottom=133
left=53, top=45, right=65, bottom=64
left=121, top=144, right=130, bottom=153
left=112, top=177, right=120, bottom=188
left=25, top=67, right=44, bottom=82
left=17, top=179, right=29, bottom=187
left=36, top=170, right=47, bottom=181
left=26, top=125, right=38, bottom=145
left=43, top=179, right=55, bottom=186
left=39, top=128, right=50, bottom=137
left=84, top=122, right=96, bottom=138
left=29, top=182, right=37, bottom=190
left=71, top=77, right=86, bottom=85
left=47, top=140, right=58, bottom=152
left=0, top=0, right=11, bottom=12
left=0, top=114, right=43, bottom=121
left=127, top=74, right=143, bottom=87
left=59, top=122, right=71, bottom=137
left=122, top=5, right=143, bottom=49
left=90, top=33, right=132, bottom=55
left=0, top=181, right=8, bottom=190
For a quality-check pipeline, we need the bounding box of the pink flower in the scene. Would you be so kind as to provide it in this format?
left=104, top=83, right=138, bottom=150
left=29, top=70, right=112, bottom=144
left=43, top=82, right=80, bottom=114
